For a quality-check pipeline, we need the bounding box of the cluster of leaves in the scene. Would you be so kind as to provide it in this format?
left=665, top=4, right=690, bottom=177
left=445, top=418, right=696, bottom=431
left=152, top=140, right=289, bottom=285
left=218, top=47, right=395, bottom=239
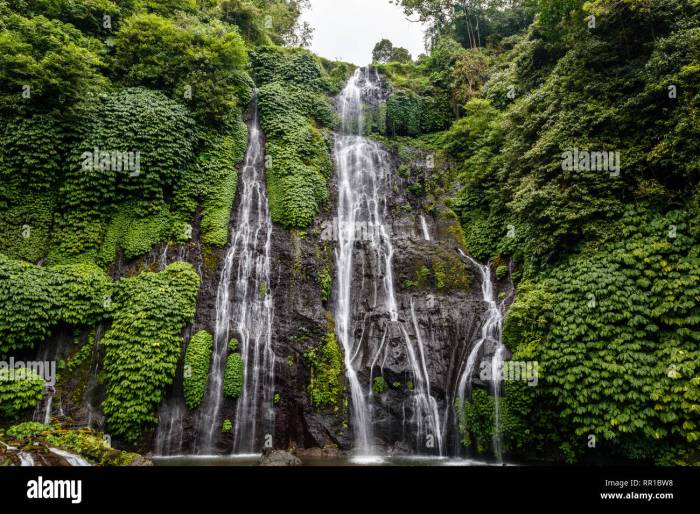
left=101, top=262, right=200, bottom=442
left=50, top=88, right=195, bottom=263
left=372, top=376, right=387, bottom=395
left=252, top=46, right=343, bottom=227
left=0, top=254, right=111, bottom=355
left=402, top=0, right=700, bottom=465
left=44, top=426, right=142, bottom=465
left=3, top=422, right=142, bottom=465
left=307, top=323, right=345, bottom=411
left=0, top=0, right=281, bottom=267
left=448, top=1, right=699, bottom=273
left=223, top=353, right=244, bottom=399
left=183, top=330, right=213, bottom=409
left=0, top=368, right=45, bottom=418
left=111, top=11, right=251, bottom=128
left=494, top=206, right=700, bottom=464
left=372, top=38, right=412, bottom=64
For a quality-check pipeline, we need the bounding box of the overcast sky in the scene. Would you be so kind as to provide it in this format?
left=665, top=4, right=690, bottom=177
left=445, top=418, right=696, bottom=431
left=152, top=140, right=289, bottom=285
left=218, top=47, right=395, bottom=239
left=299, top=0, right=428, bottom=65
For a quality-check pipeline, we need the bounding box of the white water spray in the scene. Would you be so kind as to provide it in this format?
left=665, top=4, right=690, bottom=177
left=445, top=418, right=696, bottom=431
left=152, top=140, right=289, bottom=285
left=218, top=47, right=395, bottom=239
left=197, top=101, right=276, bottom=454
left=455, top=250, right=505, bottom=462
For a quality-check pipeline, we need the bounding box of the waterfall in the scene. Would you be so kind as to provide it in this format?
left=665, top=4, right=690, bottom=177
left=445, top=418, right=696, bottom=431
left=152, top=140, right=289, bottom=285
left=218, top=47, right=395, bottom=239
left=18, top=452, right=34, bottom=466
left=195, top=99, right=275, bottom=455
left=456, top=250, right=505, bottom=462
left=419, top=215, right=431, bottom=241
left=401, top=299, right=443, bottom=455
left=334, top=68, right=399, bottom=455
left=49, top=447, right=92, bottom=466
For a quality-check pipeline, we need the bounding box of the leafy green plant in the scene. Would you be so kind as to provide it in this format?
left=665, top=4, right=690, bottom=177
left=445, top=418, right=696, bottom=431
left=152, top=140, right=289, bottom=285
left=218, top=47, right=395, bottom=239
left=0, top=254, right=112, bottom=355
left=372, top=376, right=387, bottom=395
left=223, top=353, right=244, bottom=399
left=183, top=331, right=213, bottom=410
left=307, top=322, right=345, bottom=411
left=101, top=262, right=200, bottom=442
left=0, top=368, right=45, bottom=418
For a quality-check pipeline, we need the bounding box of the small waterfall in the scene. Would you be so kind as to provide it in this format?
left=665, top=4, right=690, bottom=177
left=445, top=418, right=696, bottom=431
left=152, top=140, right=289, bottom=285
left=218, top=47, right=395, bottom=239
left=18, top=452, right=34, bottom=467
left=196, top=99, right=275, bottom=454
left=82, top=325, right=105, bottom=431
left=49, top=447, right=92, bottom=466
left=456, top=250, right=505, bottom=462
left=33, top=333, right=72, bottom=426
left=334, top=68, right=397, bottom=455
left=419, top=215, right=431, bottom=241
left=159, top=244, right=169, bottom=270
left=401, top=299, right=443, bottom=455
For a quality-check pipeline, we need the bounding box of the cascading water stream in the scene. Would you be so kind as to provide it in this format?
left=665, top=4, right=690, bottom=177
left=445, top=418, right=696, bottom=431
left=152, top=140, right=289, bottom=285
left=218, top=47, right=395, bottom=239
left=400, top=299, right=443, bottom=455
left=334, top=68, right=447, bottom=457
left=334, top=68, right=398, bottom=456
left=455, top=250, right=505, bottom=462
left=196, top=99, right=275, bottom=455
left=419, top=215, right=431, bottom=241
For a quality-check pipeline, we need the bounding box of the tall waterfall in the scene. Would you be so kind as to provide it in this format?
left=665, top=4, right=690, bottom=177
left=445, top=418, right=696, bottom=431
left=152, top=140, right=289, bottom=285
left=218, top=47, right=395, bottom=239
left=334, top=68, right=397, bottom=455
left=456, top=251, right=505, bottom=462
left=196, top=100, right=276, bottom=454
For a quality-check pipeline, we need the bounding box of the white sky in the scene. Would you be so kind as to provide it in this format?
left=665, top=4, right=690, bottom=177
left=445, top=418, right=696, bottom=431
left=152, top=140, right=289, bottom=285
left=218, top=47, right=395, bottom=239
left=299, top=0, right=428, bottom=65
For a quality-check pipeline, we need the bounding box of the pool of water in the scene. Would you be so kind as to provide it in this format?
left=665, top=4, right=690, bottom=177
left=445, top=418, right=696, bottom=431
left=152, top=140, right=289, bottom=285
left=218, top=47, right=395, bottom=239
left=152, top=454, right=509, bottom=467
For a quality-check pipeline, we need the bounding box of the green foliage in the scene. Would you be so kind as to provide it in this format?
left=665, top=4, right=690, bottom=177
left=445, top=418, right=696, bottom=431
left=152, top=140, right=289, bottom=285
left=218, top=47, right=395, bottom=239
left=319, top=266, right=332, bottom=303
left=0, top=368, right=45, bottom=417
left=457, top=383, right=539, bottom=457
left=112, top=11, right=250, bottom=127
left=386, top=89, right=422, bottom=136
left=223, top=352, right=244, bottom=399
left=221, top=419, right=232, bottom=433
left=50, top=88, right=195, bottom=263
left=183, top=330, right=213, bottom=410
left=5, top=421, right=48, bottom=440
left=372, top=39, right=412, bottom=64
left=196, top=120, right=249, bottom=246
left=0, top=254, right=112, bottom=355
left=101, top=263, right=200, bottom=442
left=501, top=206, right=700, bottom=463
left=0, top=9, right=107, bottom=114
left=307, top=323, right=345, bottom=411
left=452, top=4, right=700, bottom=274
left=253, top=47, right=338, bottom=227
left=372, top=376, right=387, bottom=395
left=44, top=426, right=142, bottom=465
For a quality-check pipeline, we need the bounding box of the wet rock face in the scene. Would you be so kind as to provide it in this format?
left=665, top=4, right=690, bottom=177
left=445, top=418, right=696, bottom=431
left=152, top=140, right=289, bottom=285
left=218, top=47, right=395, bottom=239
left=264, top=140, right=495, bottom=456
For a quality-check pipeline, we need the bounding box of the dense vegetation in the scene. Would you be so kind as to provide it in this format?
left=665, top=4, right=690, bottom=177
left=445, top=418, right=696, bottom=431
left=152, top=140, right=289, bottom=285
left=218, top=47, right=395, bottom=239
left=0, top=0, right=333, bottom=441
left=388, top=0, right=699, bottom=464
left=0, top=0, right=697, bottom=467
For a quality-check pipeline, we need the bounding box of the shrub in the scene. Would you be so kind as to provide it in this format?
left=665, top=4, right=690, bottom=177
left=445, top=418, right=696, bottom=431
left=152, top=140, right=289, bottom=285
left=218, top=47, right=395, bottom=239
left=307, top=324, right=345, bottom=411
left=183, top=331, right=213, bottom=410
left=101, top=262, right=200, bottom=441
left=0, top=368, right=45, bottom=418
left=223, top=352, right=244, bottom=399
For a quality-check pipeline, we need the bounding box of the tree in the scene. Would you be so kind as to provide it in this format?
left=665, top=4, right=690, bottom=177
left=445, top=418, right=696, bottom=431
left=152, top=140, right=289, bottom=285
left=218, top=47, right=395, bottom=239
left=372, top=39, right=413, bottom=64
